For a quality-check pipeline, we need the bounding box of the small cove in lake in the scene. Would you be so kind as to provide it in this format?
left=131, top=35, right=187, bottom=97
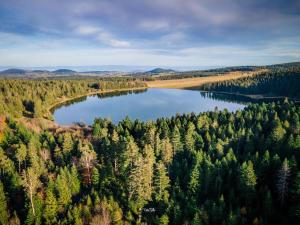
left=53, top=88, right=247, bottom=125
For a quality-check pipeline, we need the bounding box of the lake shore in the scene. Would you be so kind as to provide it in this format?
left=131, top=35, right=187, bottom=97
left=45, top=86, right=148, bottom=118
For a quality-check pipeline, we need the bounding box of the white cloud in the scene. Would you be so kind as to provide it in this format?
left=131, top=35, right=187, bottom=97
left=75, top=26, right=101, bottom=35
left=74, top=25, right=130, bottom=48
left=139, top=20, right=170, bottom=31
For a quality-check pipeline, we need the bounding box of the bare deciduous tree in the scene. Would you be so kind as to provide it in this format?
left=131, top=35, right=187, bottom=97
left=21, top=168, right=40, bottom=215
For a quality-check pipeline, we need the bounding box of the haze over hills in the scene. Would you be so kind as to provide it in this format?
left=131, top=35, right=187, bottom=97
left=1, top=61, right=300, bottom=78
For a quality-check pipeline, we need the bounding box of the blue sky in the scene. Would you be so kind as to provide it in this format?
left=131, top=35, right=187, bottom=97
left=0, top=0, right=300, bottom=68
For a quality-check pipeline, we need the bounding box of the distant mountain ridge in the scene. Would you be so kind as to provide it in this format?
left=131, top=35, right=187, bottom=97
left=1, top=62, right=299, bottom=77
left=0, top=68, right=78, bottom=76
left=146, top=68, right=175, bottom=74
left=0, top=68, right=27, bottom=75
left=52, top=69, right=77, bottom=74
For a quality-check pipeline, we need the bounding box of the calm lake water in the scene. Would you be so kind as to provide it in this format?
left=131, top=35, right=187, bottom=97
left=53, top=88, right=246, bottom=125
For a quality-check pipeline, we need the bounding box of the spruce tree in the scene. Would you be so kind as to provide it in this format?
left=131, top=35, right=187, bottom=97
left=153, top=161, right=170, bottom=202
left=0, top=181, right=9, bottom=225
left=44, top=185, right=58, bottom=225
left=277, top=158, right=290, bottom=205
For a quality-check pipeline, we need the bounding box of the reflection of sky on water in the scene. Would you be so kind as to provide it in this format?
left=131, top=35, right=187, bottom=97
left=53, top=88, right=245, bottom=125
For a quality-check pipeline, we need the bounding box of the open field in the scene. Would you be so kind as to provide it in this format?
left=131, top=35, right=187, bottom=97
left=146, top=69, right=267, bottom=89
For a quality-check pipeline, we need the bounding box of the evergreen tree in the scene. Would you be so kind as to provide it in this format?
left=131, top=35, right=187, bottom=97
left=44, top=184, right=58, bottom=225
left=240, top=161, right=257, bottom=200
left=161, top=138, right=173, bottom=166
left=171, top=126, right=183, bottom=153
left=153, top=161, right=170, bottom=202
left=0, top=181, right=9, bottom=225
left=277, top=158, right=290, bottom=205
left=62, top=133, right=73, bottom=156
left=56, top=170, right=72, bottom=207
left=185, top=122, right=196, bottom=151
left=91, top=167, right=100, bottom=188
left=15, top=143, right=27, bottom=173
left=143, top=144, right=155, bottom=201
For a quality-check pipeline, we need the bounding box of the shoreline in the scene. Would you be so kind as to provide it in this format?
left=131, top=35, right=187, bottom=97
left=187, top=89, right=300, bottom=102
left=45, top=86, right=148, bottom=118
left=47, top=85, right=299, bottom=119
left=15, top=85, right=298, bottom=132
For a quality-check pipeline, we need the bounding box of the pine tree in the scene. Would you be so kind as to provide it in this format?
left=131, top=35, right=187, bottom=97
left=144, top=124, right=156, bottom=149
left=277, top=158, right=290, bottom=205
left=0, top=181, right=9, bottom=225
left=240, top=161, right=257, bottom=199
left=153, top=161, right=170, bottom=202
left=157, top=214, right=169, bottom=225
left=56, top=170, right=72, bottom=207
left=91, top=168, right=100, bottom=188
left=270, top=123, right=286, bottom=143
left=188, top=159, right=201, bottom=195
left=123, top=138, right=139, bottom=171
left=53, top=145, right=64, bottom=166
left=161, top=138, right=173, bottom=166
left=93, top=123, right=102, bottom=139
left=191, top=211, right=203, bottom=225
left=143, top=144, right=155, bottom=201
left=62, top=133, right=73, bottom=156
left=69, top=165, right=81, bottom=195
left=44, top=185, right=58, bottom=225
left=128, top=155, right=144, bottom=202
left=171, top=125, right=182, bottom=153
left=111, top=129, right=120, bottom=173
left=185, top=122, right=196, bottom=151
left=15, top=143, right=27, bottom=173
left=33, top=99, right=43, bottom=118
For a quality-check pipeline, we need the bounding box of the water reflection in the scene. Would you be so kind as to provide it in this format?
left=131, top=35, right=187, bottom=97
left=53, top=88, right=248, bottom=125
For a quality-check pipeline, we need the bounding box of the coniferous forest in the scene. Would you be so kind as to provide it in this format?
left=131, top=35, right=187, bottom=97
left=200, top=67, right=300, bottom=99
left=0, top=78, right=146, bottom=118
left=1, top=80, right=300, bottom=225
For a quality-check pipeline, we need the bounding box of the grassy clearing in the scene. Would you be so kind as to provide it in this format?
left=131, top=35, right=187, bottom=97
left=146, top=69, right=267, bottom=89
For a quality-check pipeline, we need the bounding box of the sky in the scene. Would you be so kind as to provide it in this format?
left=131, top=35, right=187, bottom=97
left=0, top=0, right=300, bottom=69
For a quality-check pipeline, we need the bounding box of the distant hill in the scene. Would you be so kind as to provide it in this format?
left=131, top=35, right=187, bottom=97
left=146, top=68, right=175, bottom=74
left=32, top=70, right=49, bottom=73
left=0, top=68, right=27, bottom=75
left=52, top=69, right=77, bottom=74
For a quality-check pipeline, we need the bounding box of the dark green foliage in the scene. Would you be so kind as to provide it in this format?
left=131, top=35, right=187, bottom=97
left=0, top=182, right=9, bottom=225
left=0, top=100, right=299, bottom=224
left=201, top=67, right=300, bottom=99
left=0, top=78, right=146, bottom=118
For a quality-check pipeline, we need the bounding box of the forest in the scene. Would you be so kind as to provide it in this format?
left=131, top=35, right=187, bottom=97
left=200, top=67, right=300, bottom=99
left=0, top=78, right=146, bottom=118
left=0, top=100, right=299, bottom=225
left=0, top=64, right=300, bottom=225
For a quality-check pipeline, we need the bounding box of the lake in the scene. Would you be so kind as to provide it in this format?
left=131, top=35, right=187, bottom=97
left=53, top=88, right=246, bottom=125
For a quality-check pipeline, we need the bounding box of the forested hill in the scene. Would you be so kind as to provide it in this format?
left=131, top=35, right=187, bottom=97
left=0, top=78, right=146, bottom=118
left=0, top=101, right=299, bottom=224
left=200, top=66, right=300, bottom=99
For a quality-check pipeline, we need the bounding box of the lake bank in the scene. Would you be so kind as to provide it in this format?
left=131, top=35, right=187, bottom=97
left=45, top=86, right=147, bottom=118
